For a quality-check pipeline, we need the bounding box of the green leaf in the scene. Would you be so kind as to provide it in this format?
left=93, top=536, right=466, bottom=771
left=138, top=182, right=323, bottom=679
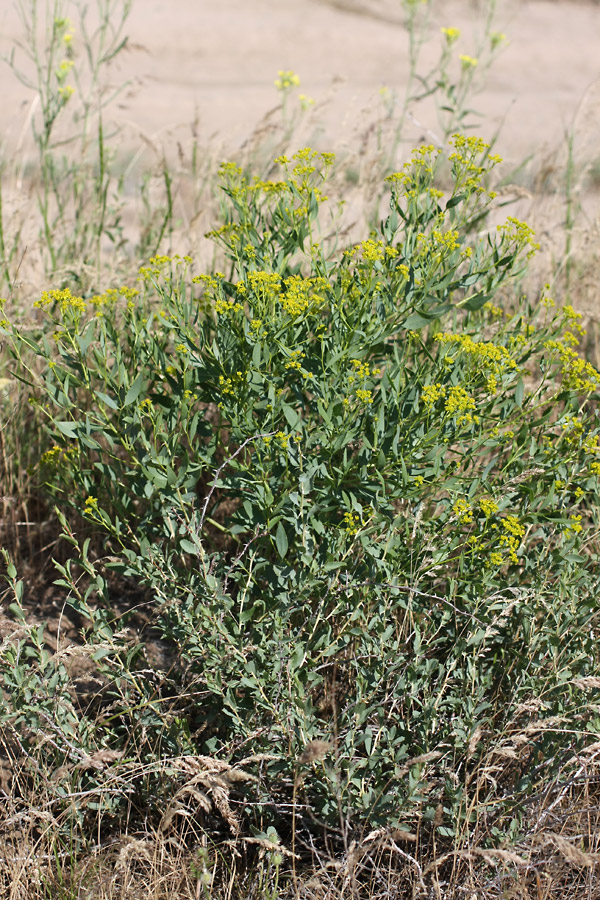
left=95, top=391, right=119, bottom=410
left=8, top=602, right=26, bottom=622
left=515, top=378, right=524, bottom=407
left=283, top=404, right=300, bottom=429
left=402, top=311, right=437, bottom=330
left=275, top=522, right=288, bottom=558
left=445, top=192, right=467, bottom=209
left=180, top=538, right=200, bottom=556
left=124, top=374, right=145, bottom=406
left=460, top=291, right=488, bottom=311
left=55, top=420, right=78, bottom=438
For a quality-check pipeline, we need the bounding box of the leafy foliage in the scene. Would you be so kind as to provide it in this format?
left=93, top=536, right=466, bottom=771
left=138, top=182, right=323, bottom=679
left=2, top=137, right=600, bottom=849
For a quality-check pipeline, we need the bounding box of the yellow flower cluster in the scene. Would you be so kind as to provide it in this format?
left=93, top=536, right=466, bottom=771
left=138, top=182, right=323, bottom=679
left=35, top=288, right=86, bottom=316
left=497, top=217, right=539, bottom=258
left=483, top=301, right=505, bottom=319
left=285, top=350, right=305, bottom=371
left=446, top=134, right=502, bottom=197
left=415, top=228, right=462, bottom=262
left=219, top=371, right=245, bottom=396
left=385, top=145, right=441, bottom=196
left=490, top=31, right=507, bottom=50
left=251, top=178, right=288, bottom=195
left=236, top=271, right=329, bottom=320
left=450, top=134, right=489, bottom=157
left=453, top=498, right=473, bottom=524
left=563, top=514, right=583, bottom=537
left=355, top=388, right=373, bottom=404
left=540, top=282, right=555, bottom=309
left=459, top=54, right=478, bottom=69
left=139, top=254, right=191, bottom=281
left=421, top=383, right=446, bottom=408
left=349, top=358, right=378, bottom=381
left=344, top=357, right=378, bottom=406
left=215, top=297, right=243, bottom=316
left=263, top=431, right=295, bottom=449
left=56, top=56, right=75, bottom=99
left=436, top=332, right=518, bottom=393
left=445, top=385, right=477, bottom=423
left=89, top=285, right=139, bottom=313
left=274, top=70, right=300, bottom=91
left=562, top=304, right=586, bottom=333
left=245, top=271, right=281, bottom=297
left=461, top=502, right=526, bottom=568
left=84, top=496, right=98, bottom=515
left=544, top=339, right=600, bottom=392
left=479, top=497, right=498, bottom=517
left=342, top=511, right=361, bottom=535
left=495, top=514, right=525, bottom=564
left=352, top=239, right=395, bottom=263
left=421, top=382, right=478, bottom=425
left=583, top=433, right=600, bottom=455
left=561, top=415, right=584, bottom=445
left=271, top=149, right=333, bottom=201
left=441, top=26, right=460, bottom=43
left=280, top=275, right=328, bottom=317
left=39, top=444, right=76, bottom=472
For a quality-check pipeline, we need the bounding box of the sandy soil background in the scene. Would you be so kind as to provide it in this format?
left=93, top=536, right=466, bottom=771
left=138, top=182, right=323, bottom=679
left=1, top=0, right=599, bottom=167
left=1, top=0, right=600, bottom=303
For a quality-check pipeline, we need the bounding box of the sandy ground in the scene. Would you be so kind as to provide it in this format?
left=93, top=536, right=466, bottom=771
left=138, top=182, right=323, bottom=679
left=1, top=0, right=600, bottom=306
left=1, top=0, right=599, bottom=166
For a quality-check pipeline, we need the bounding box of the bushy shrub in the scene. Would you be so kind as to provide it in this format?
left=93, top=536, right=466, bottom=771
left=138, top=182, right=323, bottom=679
left=3, top=137, right=600, bottom=848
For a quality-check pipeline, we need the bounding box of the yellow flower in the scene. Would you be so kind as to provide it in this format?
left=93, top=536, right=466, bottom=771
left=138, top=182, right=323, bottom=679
left=355, top=388, right=373, bottom=404
left=441, top=26, right=460, bottom=43
left=564, top=514, right=583, bottom=537
left=459, top=55, right=478, bottom=70
left=342, top=511, right=361, bottom=535
left=274, top=70, right=300, bottom=91
left=479, top=497, right=498, bottom=517
left=421, top=383, right=445, bottom=409
left=452, top=498, right=473, bottom=524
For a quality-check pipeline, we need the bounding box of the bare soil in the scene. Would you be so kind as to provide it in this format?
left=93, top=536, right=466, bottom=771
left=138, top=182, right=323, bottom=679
left=1, top=0, right=600, bottom=169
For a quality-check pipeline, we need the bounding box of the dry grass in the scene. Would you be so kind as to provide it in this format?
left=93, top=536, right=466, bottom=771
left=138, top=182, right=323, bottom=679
left=1, top=768, right=600, bottom=899
left=1, top=672, right=600, bottom=899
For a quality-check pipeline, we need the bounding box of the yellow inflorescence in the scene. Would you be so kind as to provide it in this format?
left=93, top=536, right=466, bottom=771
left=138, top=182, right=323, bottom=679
left=35, top=288, right=86, bottom=316
left=84, top=496, right=98, bottom=514
left=274, top=70, right=300, bottom=91
left=495, top=515, right=525, bottom=564
left=342, top=511, right=362, bottom=535
left=564, top=514, right=583, bottom=537
left=479, top=497, right=499, bottom=517
left=219, top=371, right=245, bottom=396
left=441, top=26, right=460, bottom=43
left=453, top=498, right=473, bottom=524
left=285, top=350, right=306, bottom=371
left=545, top=339, right=600, bottom=393
left=280, top=275, right=328, bottom=318
left=436, top=332, right=519, bottom=393
left=459, top=55, right=478, bottom=69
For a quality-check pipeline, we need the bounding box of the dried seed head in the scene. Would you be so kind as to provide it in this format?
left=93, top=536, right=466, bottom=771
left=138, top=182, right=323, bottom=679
left=298, top=740, right=332, bottom=765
